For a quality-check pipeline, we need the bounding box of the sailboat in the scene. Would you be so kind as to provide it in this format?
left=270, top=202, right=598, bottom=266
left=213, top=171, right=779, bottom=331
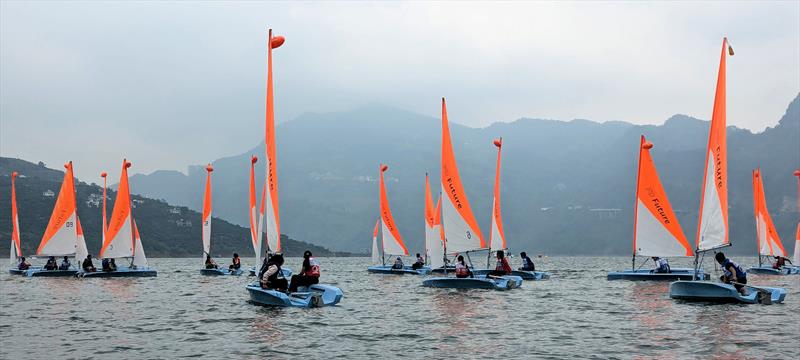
left=746, top=169, right=798, bottom=275
left=367, top=164, right=430, bottom=275
left=21, top=162, right=83, bottom=277
left=81, top=159, right=156, bottom=277
left=669, top=38, right=785, bottom=303
left=8, top=171, right=33, bottom=275
left=473, top=138, right=551, bottom=280
left=422, top=98, right=522, bottom=290
left=793, top=170, right=800, bottom=269
left=245, top=29, right=341, bottom=307
left=607, top=136, right=708, bottom=281
left=198, top=165, right=242, bottom=276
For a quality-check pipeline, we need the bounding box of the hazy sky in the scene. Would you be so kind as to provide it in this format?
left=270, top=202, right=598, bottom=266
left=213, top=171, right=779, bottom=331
left=2, top=1, right=798, bottom=180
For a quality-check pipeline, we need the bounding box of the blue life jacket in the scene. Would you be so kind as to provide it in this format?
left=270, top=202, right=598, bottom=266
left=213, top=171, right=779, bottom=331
left=722, top=259, right=746, bottom=280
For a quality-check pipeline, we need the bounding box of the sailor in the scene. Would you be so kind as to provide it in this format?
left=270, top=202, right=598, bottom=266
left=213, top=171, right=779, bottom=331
left=82, top=254, right=96, bottom=272
left=43, top=256, right=58, bottom=270
left=260, top=253, right=288, bottom=291
left=715, top=252, right=747, bottom=295
left=109, top=258, right=117, bottom=271
left=391, top=256, right=404, bottom=269
left=519, top=252, right=536, bottom=271
left=651, top=257, right=670, bottom=273
left=488, top=251, right=512, bottom=276
left=58, top=256, right=71, bottom=270
left=17, top=257, right=31, bottom=271
left=205, top=255, right=218, bottom=269
left=289, top=251, right=321, bottom=292
left=411, top=253, right=425, bottom=270
left=772, top=256, right=792, bottom=270
left=455, top=255, right=473, bottom=278
left=229, top=253, right=241, bottom=271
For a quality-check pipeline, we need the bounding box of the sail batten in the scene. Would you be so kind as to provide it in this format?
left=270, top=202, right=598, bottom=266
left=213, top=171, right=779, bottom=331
left=379, top=164, right=409, bottom=256
left=440, top=98, right=485, bottom=254
left=696, top=38, right=732, bottom=252
left=37, top=162, right=79, bottom=256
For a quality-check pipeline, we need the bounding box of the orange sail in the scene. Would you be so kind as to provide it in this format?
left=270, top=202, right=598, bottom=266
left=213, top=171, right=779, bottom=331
left=752, top=169, right=786, bottom=257
left=440, top=98, right=485, bottom=253
left=424, top=174, right=436, bottom=228
left=75, top=216, right=88, bottom=263
left=202, top=164, right=213, bottom=259
left=101, top=160, right=134, bottom=259
left=37, top=162, right=78, bottom=256
left=696, top=38, right=733, bottom=251
left=249, top=156, right=262, bottom=265
left=632, top=136, right=692, bottom=257
left=263, top=29, right=285, bottom=253
left=10, top=171, right=22, bottom=261
left=371, top=219, right=381, bottom=264
left=379, top=164, right=409, bottom=256
left=489, top=138, right=506, bottom=251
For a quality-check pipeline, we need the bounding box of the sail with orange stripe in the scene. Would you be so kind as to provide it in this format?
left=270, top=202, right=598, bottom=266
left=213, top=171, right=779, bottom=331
left=10, top=172, right=22, bottom=263
left=696, top=37, right=733, bottom=252
left=249, top=156, right=262, bottom=267
left=132, top=220, right=148, bottom=267
left=489, top=138, right=507, bottom=251
left=424, top=175, right=444, bottom=268
left=632, top=136, right=692, bottom=257
left=263, top=29, right=285, bottom=254
left=37, top=162, right=78, bottom=256
left=371, top=219, right=381, bottom=265
left=794, top=224, right=799, bottom=265
left=75, top=216, right=88, bottom=264
left=202, top=164, right=213, bottom=260
left=752, top=169, right=786, bottom=257
left=100, top=160, right=134, bottom=259
left=379, top=164, right=409, bottom=256
left=440, top=98, right=485, bottom=254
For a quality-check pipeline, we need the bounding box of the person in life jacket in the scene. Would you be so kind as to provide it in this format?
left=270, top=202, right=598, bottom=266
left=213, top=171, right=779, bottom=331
left=772, top=256, right=792, bottom=270
left=289, top=250, right=321, bottom=292
left=651, top=257, right=671, bottom=273
left=488, top=251, right=512, bottom=277
left=454, top=255, right=473, bottom=278
left=204, top=255, right=218, bottom=269
left=519, top=252, right=536, bottom=271
left=17, top=257, right=31, bottom=271
left=229, top=253, right=241, bottom=271
left=715, top=252, right=747, bottom=295
left=58, top=256, right=71, bottom=270
left=411, top=253, right=425, bottom=270
left=44, top=256, right=58, bottom=270
left=260, top=253, right=288, bottom=291
left=109, top=258, right=118, bottom=271
left=101, top=258, right=112, bottom=272
left=82, top=254, right=96, bottom=272
left=391, top=257, right=404, bottom=270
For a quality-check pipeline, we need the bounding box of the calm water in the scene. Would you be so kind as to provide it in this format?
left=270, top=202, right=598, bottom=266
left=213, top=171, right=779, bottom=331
left=1, top=256, right=798, bottom=359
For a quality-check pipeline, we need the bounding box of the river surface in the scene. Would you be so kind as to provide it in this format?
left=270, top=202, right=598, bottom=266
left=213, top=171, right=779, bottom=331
left=1, top=256, right=798, bottom=359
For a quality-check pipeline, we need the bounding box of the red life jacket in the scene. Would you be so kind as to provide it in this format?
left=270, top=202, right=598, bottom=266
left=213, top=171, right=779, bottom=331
left=496, top=258, right=512, bottom=274
left=307, top=257, right=321, bottom=277
left=455, top=263, right=469, bottom=276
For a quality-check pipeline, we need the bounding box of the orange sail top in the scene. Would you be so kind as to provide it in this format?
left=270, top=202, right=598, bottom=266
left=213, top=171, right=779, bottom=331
left=264, top=29, right=285, bottom=253
left=10, top=172, right=22, bottom=259
left=632, top=136, right=692, bottom=257
left=37, top=162, right=78, bottom=256
left=440, top=98, right=485, bottom=253
left=752, top=169, right=786, bottom=257
left=489, top=138, right=506, bottom=250
left=101, top=160, right=134, bottom=258
left=696, top=38, right=733, bottom=251
left=379, top=164, right=409, bottom=256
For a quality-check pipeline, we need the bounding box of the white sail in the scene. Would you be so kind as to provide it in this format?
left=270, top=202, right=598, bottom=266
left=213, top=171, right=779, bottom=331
left=202, top=165, right=213, bottom=262
left=100, top=160, right=135, bottom=259
left=426, top=223, right=445, bottom=269
left=793, top=224, right=799, bottom=264
left=133, top=221, right=148, bottom=268
left=75, top=217, right=88, bottom=265
left=371, top=219, right=381, bottom=265
left=696, top=151, right=727, bottom=251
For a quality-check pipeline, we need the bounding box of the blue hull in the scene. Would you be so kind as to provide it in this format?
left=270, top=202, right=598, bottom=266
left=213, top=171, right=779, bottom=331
left=26, top=269, right=78, bottom=277
left=669, top=281, right=786, bottom=304
left=200, top=268, right=243, bottom=276
left=248, top=267, right=293, bottom=278
left=746, top=265, right=800, bottom=275
left=607, top=268, right=710, bottom=281
left=367, top=265, right=431, bottom=275
left=422, top=275, right=524, bottom=290
left=473, top=269, right=550, bottom=280
left=78, top=268, right=158, bottom=278
left=9, top=267, right=43, bottom=276
left=246, top=283, right=343, bottom=308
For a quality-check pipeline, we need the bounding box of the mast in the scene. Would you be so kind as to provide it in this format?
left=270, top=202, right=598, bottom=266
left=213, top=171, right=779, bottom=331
left=632, top=136, right=645, bottom=270
left=488, top=138, right=506, bottom=268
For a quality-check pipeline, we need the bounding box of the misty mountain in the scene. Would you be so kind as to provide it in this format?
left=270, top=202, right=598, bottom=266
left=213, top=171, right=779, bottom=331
left=0, top=158, right=345, bottom=258
left=125, top=95, right=799, bottom=255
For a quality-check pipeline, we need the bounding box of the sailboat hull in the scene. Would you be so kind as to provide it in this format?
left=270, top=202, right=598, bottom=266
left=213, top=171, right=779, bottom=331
left=473, top=269, right=550, bottom=280
left=25, top=268, right=78, bottom=277
left=246, top=283, right=343, bottom=308
left=78, top=267, right=157, bottom=278
left=422, top=275, right=523, bottom=290
left=746, top=265, right=800, bottom=275
left=607, top=268, right=710, bottom=281
left=9, top=267, right=41, bottom=275
left=669, top=280, right=786, bottom=304
left=430, top=265, right=457, bottom=274
left=367, top=265, right=432, bottom=275
left=200, top=268, right=243, bottom=276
